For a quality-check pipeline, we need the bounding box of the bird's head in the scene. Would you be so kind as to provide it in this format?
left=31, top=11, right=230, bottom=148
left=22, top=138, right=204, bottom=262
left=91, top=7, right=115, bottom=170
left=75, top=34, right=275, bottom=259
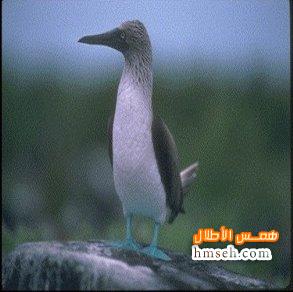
left=78, top=20, right=151, bottom=55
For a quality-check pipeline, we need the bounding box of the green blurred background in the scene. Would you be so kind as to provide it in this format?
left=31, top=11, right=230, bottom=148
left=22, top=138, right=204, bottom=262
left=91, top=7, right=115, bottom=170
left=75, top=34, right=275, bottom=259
left=2, top=0, right=290, bottom=289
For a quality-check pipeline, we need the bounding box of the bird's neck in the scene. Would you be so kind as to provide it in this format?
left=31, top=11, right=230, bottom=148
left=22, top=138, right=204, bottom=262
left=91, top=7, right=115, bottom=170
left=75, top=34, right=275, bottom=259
left=116, top=50, right=153, bottom=117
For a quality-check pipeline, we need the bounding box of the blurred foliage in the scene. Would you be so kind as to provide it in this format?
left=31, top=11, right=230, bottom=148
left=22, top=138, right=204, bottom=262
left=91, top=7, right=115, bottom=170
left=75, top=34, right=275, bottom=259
left=2, top=61, right=290, bottom=287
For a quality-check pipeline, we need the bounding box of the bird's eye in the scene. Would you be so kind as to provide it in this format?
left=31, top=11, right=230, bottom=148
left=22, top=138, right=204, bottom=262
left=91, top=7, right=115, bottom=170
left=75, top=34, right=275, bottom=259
left=120, top=32, right=126, bottom=39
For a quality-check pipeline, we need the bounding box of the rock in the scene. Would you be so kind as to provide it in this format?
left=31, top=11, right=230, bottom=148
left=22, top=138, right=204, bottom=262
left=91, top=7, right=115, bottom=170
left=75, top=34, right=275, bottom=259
left=2, top=241, right=269, bottom=290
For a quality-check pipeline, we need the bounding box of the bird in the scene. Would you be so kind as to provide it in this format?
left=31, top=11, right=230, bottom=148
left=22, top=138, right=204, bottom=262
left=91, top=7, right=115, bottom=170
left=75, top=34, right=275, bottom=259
left=78, top=20, right=198, bottom=261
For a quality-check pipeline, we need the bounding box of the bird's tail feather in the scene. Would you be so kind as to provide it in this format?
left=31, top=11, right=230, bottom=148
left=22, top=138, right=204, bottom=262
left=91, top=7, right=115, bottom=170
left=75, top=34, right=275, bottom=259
left=180, top=162, right=198, bottom=194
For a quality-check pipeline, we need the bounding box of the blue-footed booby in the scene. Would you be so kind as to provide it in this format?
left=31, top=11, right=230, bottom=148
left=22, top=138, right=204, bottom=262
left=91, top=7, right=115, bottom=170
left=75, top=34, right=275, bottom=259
left=79, top=20, right=198, bottom=261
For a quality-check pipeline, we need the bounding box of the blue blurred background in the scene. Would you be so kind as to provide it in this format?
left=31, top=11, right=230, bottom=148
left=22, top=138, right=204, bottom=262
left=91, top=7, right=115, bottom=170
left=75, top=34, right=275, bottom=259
left=2, top=0, right=290, bottom=288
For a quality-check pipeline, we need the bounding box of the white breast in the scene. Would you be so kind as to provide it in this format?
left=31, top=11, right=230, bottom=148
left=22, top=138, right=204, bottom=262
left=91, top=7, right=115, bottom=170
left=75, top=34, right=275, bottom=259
left=112, top=85, right=167, bottom=224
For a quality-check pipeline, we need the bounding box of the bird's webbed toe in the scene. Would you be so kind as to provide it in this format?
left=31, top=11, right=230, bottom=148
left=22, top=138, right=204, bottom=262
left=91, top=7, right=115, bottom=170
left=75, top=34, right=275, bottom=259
left=142, top=245, right=171, bottom=261
left=110, top=238, right=141, bottom=252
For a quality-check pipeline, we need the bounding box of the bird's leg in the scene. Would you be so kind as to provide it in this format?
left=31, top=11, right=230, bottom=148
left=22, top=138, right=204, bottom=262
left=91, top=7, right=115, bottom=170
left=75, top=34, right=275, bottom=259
left=110, top=214, right=141, bottom=251
left=142, top=222, right=171, bottom=261
left=124, top=214, right=140, bottom=248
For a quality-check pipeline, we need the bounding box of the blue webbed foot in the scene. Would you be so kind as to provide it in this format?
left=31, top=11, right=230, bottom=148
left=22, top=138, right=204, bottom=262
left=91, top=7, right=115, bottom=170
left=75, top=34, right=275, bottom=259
left=109, top=214, right=141, bottom=252
left=110, top=238, right=141, bottom=252
left=142, top=245, right=171, bottom=261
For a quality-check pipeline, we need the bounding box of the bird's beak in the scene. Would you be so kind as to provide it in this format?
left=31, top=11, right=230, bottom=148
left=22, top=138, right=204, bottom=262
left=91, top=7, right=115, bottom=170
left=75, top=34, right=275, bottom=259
left=78, top=28, right=128, bottom=52
left=78, top=28, right=116, bottom=45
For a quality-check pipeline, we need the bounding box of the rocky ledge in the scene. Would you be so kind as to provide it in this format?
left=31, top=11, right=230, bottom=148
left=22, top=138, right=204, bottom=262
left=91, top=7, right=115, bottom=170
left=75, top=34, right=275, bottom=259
left=2, top=240, right=269, bottom=290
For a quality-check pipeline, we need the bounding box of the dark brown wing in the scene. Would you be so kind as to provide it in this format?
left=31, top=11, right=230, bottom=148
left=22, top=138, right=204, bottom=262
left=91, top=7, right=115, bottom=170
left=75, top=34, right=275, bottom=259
left=151, top=116, right=184, bottom=223
left=107, top=114, right=114, bottom=167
